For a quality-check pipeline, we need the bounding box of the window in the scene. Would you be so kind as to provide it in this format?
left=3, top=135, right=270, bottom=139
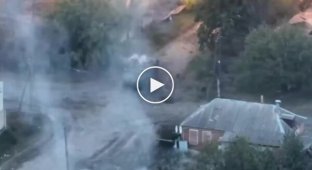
left=189, top=129, right=199, bottom=145
left=202, top=130, right=213, bottom=143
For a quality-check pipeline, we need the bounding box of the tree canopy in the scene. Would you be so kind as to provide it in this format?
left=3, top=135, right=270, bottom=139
left=236, top=26, right=312, bottom=94
left=195, top=0, right=297, bottom=55
left=50, top=0, right=128, bottom=70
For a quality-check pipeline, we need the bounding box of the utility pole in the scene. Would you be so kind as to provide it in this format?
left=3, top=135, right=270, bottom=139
left=64, top=123, right=70, bottom=170
left=217, top=60, right=221, bottom=98
left=215, top=35, right=222, bottom=98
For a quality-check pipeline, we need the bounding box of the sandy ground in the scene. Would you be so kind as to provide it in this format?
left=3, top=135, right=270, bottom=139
left=157, top=22, right=201, bottom=76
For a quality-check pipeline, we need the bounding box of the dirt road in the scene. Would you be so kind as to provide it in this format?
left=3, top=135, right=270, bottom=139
left=157, top=22, right=201, bottom=76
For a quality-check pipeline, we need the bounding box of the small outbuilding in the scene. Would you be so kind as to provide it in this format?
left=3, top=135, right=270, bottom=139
left=180, top=98, right=307, bottom=149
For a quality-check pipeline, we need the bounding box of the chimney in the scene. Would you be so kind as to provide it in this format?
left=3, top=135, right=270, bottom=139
left=275, top=99, right=282, bottom=115
left=275, top=99, right=282, bottom=107
left=260, top=95, right=264, bottom=103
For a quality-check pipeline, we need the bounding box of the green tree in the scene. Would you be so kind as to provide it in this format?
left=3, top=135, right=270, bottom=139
left=278, top=133, right=308, bottom=170
left=221, top=138, right=261, bottom=170
left=50, top=0, right=127, bottom=69
left=236, top=25, right=312, bottom=94
left=256, top=149, right=279, bottom=170
left=196, top=0, right=253, bottom=54
left=195, top=0, right=297, bottom=55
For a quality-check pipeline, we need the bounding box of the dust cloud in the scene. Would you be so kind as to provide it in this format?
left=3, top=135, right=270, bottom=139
left=0, top=0, right=158, bottom=170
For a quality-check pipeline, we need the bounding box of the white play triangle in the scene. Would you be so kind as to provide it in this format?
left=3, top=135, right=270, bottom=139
left=150, top=78, right=164, bottom=93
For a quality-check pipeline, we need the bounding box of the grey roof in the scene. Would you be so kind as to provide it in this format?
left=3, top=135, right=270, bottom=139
left=181, top=98, right=305, bottom=147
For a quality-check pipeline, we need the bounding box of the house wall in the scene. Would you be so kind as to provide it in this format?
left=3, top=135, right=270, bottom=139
left=181, top=126, right=224, bottom=149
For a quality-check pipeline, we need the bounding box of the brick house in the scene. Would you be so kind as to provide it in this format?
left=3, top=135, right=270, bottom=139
left=180, top=98, right=307, bottom=149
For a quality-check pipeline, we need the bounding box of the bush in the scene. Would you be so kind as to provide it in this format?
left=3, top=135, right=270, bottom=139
left=235, top=25, right=312, bottom=94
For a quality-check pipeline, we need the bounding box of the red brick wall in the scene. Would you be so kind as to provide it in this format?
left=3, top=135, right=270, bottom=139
left=182, top=127, right=224, bottom=149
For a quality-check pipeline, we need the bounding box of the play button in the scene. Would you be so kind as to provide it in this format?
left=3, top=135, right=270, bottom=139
left=150, top=78, right=164, bottom=93
left=137, top=66, right=174, bottom=104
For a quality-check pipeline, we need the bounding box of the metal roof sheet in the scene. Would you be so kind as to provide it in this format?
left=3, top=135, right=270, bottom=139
left=181, top=98, right=299, bottom=146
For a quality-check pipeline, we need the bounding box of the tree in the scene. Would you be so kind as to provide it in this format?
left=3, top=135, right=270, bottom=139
left=50, top=0, right=127, bottom=69
left=195, top=0, right=297, bottom=55
left=278, top=133, right=308, bottom=170
left=235, top=25, right=312, bottom=94
left=195, top=0, right=253, bottom=54
left=221, top=138, right=261, bottom=170
left=256, top=149, right=279, bottom=170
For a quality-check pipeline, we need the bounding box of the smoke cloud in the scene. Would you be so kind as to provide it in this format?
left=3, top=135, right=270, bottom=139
left=0, top=0, right=158, bottom=170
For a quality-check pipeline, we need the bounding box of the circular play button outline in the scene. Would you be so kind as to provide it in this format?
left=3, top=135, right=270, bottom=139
left=136, top=66, right=175, bottom=104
